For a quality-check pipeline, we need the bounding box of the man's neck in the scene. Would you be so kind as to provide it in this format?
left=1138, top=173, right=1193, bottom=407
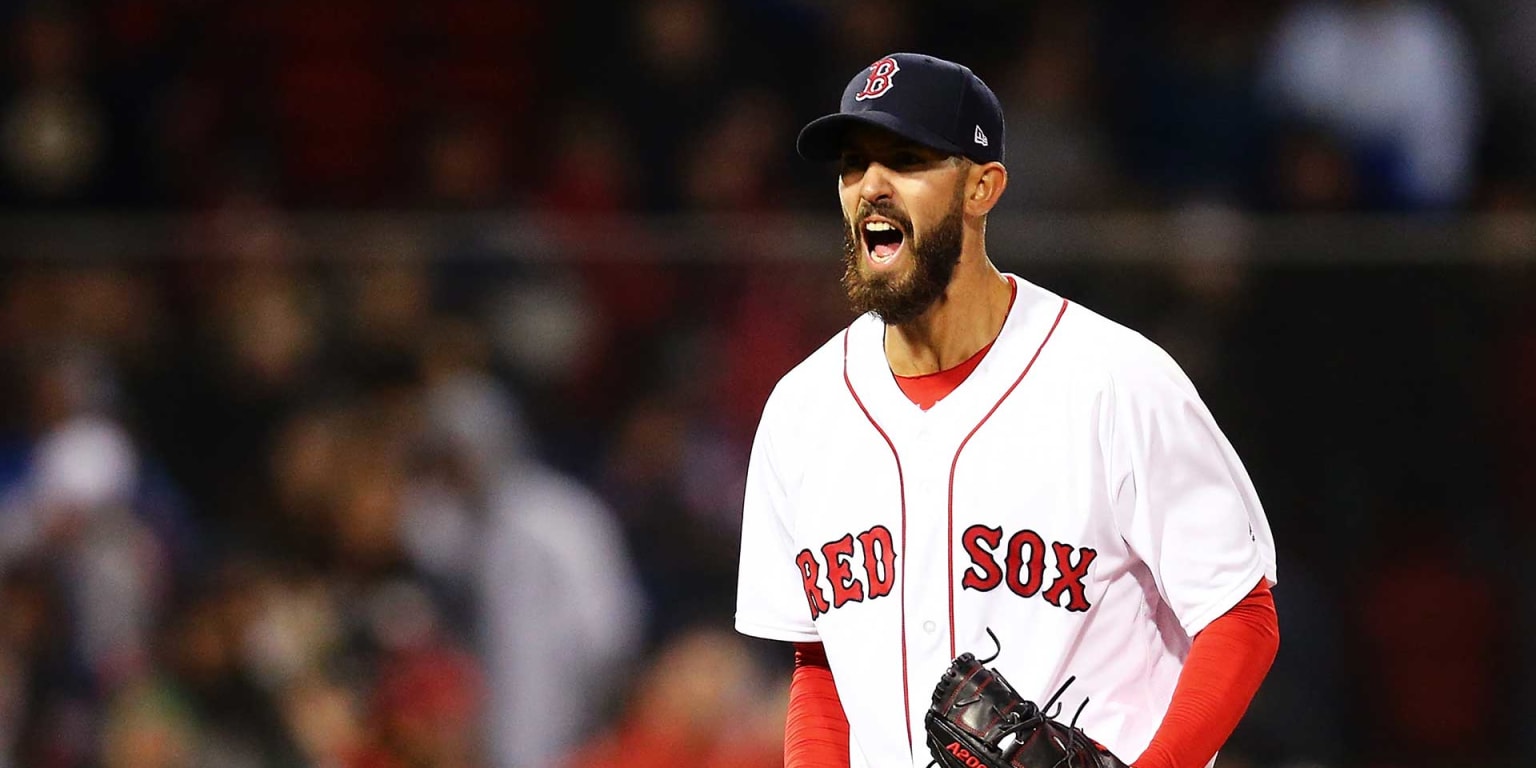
left=884, top=257, right=1012, bottom=376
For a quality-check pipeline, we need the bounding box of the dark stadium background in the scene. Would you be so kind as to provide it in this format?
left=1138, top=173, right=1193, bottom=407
left=0, top=1, right=1531, bottom=766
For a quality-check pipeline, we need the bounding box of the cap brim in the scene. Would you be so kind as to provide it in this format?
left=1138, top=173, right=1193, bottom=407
left=796, top=111, right=967, bottom=162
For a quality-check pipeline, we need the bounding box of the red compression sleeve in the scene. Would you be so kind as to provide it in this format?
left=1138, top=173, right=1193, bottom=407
left=786, top=642, right=851, bottom=768
left=1132, top=581, right=1279, bottom=768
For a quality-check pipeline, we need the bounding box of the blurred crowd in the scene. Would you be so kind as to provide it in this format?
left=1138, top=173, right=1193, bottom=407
left=0, top=242, right=820, bottom=768
left=3, top=0, right=1536, bottom=213
left=1, top=1, right=1535, bottom=768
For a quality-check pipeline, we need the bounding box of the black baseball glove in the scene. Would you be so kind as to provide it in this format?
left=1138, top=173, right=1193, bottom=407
left=924, top=651, right=1129, bottom=768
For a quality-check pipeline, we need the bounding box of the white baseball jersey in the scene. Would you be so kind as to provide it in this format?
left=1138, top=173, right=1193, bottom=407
left=734, top=275, right=1276, bottom=768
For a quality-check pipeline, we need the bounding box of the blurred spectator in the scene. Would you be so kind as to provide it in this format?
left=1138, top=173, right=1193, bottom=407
left=403, top=334, right=645, bottom=768
left=601, top=395, right=745, bottom=638
left=419, top=113, right=509, bottom=209
left=995, top=6, right=1118, bottom=211
left=0, top=4, right=106, bottom=205
left=1500, top=276, right=1536, bottom=522
left=484, top=272, right=603, bottom=410
left=1264, top=123, right=1360, bottom=211
left=1353, top=500, right=1510, bottom=768
left=0, top=562, right=65, bottom=768
left=1100, top=0, right=1270, bottom=205
left=99, top=680, right=196, bottom=768
left=681, top=90, right=794, bottom=213
left=158, top=565, right=304, bottom=767
left=338, top=258, right=433, bottom=385
left=1465, top=0, right=1536, bottom=205
left=406, top=0, right=549, bottom=198
left=259, top=0, right=405, bottom=205
left=1259, top=0, right=1479, bottom=209
left=535, top=102, right=635, bottom=216
left=362, top=645, right=484, bottom=768
left=608, top=0, right=728, bottom=211
left=279, top=672, right=367, bottom=767
left=561, top=626, right=783, bottom=768
left=0, top=347, right=169, bottom=688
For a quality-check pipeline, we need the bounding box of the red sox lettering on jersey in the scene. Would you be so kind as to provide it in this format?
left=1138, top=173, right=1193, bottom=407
left=797, top=524, right=1097, bottom=619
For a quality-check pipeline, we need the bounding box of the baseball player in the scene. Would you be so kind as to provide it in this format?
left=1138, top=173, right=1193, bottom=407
left=734, top=53, right=1279, bottom=768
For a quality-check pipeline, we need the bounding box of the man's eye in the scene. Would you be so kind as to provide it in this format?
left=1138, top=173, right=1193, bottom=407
left=840, top=154, right=867, bottom=170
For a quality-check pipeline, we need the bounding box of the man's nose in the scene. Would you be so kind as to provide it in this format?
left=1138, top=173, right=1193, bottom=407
left=859, top=162, right=896, bottom=204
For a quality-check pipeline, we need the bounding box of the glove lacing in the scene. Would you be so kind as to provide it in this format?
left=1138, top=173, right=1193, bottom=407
left=996, top=675, right=1091, bottom=764
left=981, top=629, right=1096, bottom=768
left=926, top=628, right=1101, bottom=768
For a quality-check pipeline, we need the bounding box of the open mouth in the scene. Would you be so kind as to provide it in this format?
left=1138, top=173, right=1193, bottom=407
left=862, top=218, right=906, bottom=266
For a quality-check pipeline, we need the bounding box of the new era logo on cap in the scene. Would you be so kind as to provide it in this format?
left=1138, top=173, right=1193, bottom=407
left=796, top=52, right=1006, bottom=165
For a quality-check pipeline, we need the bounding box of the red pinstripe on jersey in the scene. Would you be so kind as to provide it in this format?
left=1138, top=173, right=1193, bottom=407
left=841, top=328, right=915, bottom=763
left=946, top=299, right=1070, bottom=657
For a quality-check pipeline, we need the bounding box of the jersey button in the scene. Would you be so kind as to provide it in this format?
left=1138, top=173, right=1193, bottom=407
left=922, top=620, right=937, bottom=633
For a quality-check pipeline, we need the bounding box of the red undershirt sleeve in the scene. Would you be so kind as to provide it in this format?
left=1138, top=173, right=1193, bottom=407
left=786, top=642, right=851, bottom=768
left=1132, top=580, right=1280, bottom=768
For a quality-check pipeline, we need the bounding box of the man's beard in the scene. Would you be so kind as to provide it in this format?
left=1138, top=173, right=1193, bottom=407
left=841, top=194, right=964, bottom=327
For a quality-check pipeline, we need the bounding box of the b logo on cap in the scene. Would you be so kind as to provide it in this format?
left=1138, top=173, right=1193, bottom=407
left=854, top=57, right=900, bottom=101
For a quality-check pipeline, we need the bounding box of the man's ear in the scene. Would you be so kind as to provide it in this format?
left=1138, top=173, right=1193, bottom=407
left=964, top=162, right=1008, bottom=217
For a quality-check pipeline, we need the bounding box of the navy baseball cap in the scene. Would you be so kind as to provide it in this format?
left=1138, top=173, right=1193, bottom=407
left=797, top=53, right=1005, bottom=165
